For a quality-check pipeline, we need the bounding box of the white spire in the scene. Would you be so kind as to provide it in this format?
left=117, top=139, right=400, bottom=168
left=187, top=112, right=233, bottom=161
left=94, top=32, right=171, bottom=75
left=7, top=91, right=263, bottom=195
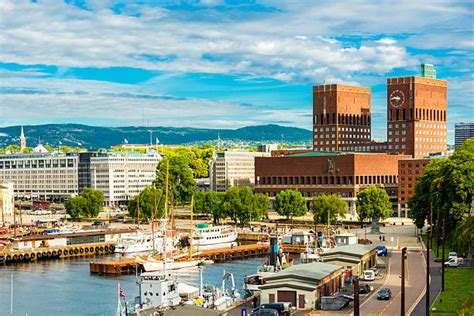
left=20, top=126, right=25, bottom=139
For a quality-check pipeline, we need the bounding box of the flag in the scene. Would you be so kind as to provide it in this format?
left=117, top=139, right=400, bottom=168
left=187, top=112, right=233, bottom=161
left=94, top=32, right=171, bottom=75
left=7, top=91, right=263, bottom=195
left=124, top=138, right=129, bottom=144
left=223, top=272, right=232, bottom=280
left=119, top=287, right=126, bottom=300
left=155, top=137, right=159, bottom=145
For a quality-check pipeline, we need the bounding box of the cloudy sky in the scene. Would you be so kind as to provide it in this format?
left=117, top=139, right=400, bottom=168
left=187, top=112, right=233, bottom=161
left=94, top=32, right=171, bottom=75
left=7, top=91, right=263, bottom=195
left=0, top=0, right=473, bottom=143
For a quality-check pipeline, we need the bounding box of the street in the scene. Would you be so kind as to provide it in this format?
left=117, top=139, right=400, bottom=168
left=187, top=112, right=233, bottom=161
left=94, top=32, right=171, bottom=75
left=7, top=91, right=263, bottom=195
left=359, top=250, right=426, bottom=315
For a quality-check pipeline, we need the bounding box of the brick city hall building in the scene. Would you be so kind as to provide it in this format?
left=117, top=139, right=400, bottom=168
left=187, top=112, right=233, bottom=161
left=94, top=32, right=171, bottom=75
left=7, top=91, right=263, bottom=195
left=256, top=65, right=447, bottom=218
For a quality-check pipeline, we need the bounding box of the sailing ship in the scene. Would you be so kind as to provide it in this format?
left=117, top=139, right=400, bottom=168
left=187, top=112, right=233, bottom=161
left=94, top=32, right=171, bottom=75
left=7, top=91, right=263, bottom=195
left=136, top=161, right=202, bottom=272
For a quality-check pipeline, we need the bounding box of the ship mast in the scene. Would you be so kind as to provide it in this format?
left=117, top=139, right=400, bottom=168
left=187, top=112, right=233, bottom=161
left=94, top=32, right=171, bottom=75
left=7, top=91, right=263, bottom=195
left=163, top=160, right=169, bottom=272
left=136, top=181, right=140, bottom=229
left=189, top=194, right=194, bottom=260
left=152, top=184, right=156, bottom=256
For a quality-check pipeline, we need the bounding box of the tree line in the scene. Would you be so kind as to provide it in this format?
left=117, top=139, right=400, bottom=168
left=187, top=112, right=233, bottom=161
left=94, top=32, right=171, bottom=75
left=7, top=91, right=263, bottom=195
left=409, top=138, right=473, bottom=254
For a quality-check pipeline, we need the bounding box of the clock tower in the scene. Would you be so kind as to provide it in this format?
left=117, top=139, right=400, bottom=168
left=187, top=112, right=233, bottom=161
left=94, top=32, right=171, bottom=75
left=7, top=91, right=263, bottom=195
left=386, top=73, right=447, bottom=158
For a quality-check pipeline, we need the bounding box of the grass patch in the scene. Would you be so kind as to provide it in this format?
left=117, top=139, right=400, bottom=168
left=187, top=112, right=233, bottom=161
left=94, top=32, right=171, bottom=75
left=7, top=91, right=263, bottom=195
left=431, top=268, right=474, bottom=315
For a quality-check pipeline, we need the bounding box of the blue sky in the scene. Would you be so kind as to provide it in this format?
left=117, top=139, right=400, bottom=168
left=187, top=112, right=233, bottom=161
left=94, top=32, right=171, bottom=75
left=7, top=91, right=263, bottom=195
left=0, top=0, right=473, bottom=144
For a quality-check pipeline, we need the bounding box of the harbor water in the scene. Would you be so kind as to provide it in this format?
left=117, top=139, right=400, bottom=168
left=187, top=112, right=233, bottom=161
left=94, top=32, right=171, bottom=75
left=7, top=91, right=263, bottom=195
left=0, top=254, right=264, bottom=316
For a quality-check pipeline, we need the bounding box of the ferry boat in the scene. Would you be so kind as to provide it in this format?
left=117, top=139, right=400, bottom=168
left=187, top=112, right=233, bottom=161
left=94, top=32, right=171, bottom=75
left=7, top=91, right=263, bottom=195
left=192, top=224, right=238, bottom=246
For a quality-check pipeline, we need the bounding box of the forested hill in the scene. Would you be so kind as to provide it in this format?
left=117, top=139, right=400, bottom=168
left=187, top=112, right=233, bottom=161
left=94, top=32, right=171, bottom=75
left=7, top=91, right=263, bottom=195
left=0, top=124, right=312, bottom=149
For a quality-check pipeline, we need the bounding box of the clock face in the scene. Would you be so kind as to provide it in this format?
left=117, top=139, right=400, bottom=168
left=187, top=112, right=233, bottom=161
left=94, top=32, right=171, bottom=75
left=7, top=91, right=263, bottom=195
left=390, top=90, right=405, bottom=108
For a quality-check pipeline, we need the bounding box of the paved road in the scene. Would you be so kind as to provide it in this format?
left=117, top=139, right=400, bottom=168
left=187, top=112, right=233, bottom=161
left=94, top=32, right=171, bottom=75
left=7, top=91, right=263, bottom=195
left=359, top=250, right=425, bottom=315
left=410, top=250, right=442, bottom=315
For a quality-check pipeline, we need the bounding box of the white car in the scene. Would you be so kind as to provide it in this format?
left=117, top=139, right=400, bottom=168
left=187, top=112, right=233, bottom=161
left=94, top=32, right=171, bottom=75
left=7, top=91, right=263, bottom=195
left=363, top=270, right=375, bottom=281
left=444, top=258, right=460, bottom=267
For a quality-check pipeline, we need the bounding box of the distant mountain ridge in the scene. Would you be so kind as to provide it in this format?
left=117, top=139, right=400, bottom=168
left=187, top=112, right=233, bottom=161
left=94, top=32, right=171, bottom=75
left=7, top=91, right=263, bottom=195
left=0, top=124, right=312, bottom=149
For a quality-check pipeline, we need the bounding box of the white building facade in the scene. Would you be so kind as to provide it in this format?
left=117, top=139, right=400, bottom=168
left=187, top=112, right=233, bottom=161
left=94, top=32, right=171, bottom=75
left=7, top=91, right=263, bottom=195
left=0, top=153, right=79, bottom=200
left=90, top=151, right=161, bottom=205
left=0, top=182, right=14, bottom=217
left=209, top=150, right=271, bottom=192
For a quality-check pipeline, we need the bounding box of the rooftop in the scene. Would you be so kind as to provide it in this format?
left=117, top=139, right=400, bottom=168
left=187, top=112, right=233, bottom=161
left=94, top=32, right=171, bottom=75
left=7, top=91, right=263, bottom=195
left=322, top=244, right=377, bottom=257
left=266, top=262, right=342, bottom=281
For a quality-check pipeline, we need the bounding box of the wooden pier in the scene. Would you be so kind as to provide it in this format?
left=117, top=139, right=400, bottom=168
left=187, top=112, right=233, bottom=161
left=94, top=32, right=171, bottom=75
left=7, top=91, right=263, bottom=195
left=0, top=242, right=116, bottom=264
left=90, top=243, right=270, bottom=275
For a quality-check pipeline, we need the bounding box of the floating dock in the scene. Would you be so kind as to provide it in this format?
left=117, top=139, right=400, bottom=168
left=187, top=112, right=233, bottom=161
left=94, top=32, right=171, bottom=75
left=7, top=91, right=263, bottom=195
left=90, top=243, right=270, bottom=275
left=0, top=241, right=116, bottom=263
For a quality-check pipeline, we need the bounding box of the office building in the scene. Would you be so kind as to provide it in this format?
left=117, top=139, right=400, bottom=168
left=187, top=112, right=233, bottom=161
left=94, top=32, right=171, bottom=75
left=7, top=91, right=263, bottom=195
left=0, top=182, right=14, bottom=217
left=0, top=153, right=79, bottom=200
left=255, top=152, right=409, bottom=218
left=386, top=72, right=447, bottom=158
left=313, top=84, right=371, bottom=152
left=78, top=151, right=101, bottom=193
left=455, top=122, right=474, bottom=149
left=397, top=158, right=430, bottom=217
left=90, top=150, right=161, bottom=205
left=209, top=150, right=271, bottom=192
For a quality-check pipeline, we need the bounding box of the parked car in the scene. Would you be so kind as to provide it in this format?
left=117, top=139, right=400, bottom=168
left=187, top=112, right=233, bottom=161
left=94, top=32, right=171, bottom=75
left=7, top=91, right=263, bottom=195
left=370, top=267, right=379, bottom=276
left=377, top=288, right=392, bottom=300
left=358, top=284, right=373, bottom=294
left=363, top=270, right=375, bottom=281
left=377, top=246, right=388, bottom=256
left=251, top=308, right=279, bottom=316
left=444, top=258, right=461, bottom=267
left=259, top=303, right=292, bottom=316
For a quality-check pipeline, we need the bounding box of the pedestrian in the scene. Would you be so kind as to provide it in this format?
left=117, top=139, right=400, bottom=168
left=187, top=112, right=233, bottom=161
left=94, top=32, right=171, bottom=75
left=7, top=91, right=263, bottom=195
left=252, top=296, right=258, bottom=308
left=379, top=235, right=382, bottom=242
left=382, top=236, right=386, bottom=242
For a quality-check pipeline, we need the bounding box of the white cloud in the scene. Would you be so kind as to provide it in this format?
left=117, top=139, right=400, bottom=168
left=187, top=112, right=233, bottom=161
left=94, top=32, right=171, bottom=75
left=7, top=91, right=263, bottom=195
left=0, top=0, right=450, bottom=83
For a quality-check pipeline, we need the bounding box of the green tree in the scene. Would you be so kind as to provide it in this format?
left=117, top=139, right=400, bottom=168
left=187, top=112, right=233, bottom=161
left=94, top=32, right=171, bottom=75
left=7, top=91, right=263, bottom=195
left=81, top=187, right=105, bottom=217
left=254, top=193, right=270, bottom=221
left=5, top=145, right=20, bottom=153
left=409, top=138, right=473, bottom=251
left=273, top=190, right=307, bottom=219
left=310, top=193, right=347, bottom=225
left=155, top=155, right=196, bottom=205
left=128, top=186, right=165, bottom=221
left=65, top=196, right=87, bottom=218
left=356, top=185, right=392, bottom=231
left=224, top=186, right=254, bottom=225
left=194, top=190, right=226, bottom=224
left=65, top=187, right=104, bottom=218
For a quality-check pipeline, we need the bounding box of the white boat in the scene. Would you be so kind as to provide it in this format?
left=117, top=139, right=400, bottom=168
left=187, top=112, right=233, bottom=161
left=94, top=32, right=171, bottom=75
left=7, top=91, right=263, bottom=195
left=137, top=256, right=202, bottom=272
left=114, top=232, right=175, bottom=254
left=189, top=268, right=241, bottom=311
left=192, top=224, right=238, bottom=246
left=116, top=272, right=181, bottom=316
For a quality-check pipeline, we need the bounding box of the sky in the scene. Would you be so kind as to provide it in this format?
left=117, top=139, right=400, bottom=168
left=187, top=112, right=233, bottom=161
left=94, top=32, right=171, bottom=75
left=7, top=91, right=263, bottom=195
left=0, top=0, right=473, bottom=144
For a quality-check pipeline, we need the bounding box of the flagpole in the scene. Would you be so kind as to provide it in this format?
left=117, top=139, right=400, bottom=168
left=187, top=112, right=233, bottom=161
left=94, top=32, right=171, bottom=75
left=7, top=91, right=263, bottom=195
left=10, top=272, right=13, bottom=315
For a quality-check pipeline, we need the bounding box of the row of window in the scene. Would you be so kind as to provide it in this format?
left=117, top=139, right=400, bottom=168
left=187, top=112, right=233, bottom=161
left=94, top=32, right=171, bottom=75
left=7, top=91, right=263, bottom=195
left=314, top=113, right=371, bottom=126
left=388, top=108, right=446, bottom=122
left=0, top=159, right=76, bottom=169
left=259, top=174, right=397, bottom=186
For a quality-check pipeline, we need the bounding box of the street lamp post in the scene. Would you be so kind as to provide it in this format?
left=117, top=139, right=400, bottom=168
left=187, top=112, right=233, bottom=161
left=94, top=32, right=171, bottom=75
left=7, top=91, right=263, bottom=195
left=401, top=247, right=407, bottom=316
left=426, top=205, right=432, bottom=315
left=353, top=276, right=360, bottom=316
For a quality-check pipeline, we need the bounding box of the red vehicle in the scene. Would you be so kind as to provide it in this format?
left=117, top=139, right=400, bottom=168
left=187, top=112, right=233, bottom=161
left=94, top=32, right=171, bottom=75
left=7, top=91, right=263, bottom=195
left=33, top=200, right=51, bottom=208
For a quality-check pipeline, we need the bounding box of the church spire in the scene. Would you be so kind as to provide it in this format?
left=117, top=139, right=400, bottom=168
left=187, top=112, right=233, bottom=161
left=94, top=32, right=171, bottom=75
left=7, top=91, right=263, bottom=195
left=20, top=126, right=26, bottom=151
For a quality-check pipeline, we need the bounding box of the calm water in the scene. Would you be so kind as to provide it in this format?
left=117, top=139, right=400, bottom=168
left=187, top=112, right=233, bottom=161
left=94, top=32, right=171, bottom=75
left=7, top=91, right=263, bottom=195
left=0, top=254, right=264, bottom=316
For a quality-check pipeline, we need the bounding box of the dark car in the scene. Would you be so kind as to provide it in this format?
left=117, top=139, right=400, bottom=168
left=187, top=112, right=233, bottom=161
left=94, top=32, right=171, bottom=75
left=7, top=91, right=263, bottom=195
left=377, top=288, right=392, bottom=300
left=359, top=284, right=372, bottom=294
left=377, top=246, right=388, bottom=256
left=258, top=303, right=290, bottom=316
left=251, top=308, right=279, bottom=316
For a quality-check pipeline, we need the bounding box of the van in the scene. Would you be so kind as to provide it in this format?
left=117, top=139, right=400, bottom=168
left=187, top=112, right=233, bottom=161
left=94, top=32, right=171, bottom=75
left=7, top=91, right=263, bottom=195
left=363, top=270, right=375, bottom=281
left=259, top=303, right=292, bottom=316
